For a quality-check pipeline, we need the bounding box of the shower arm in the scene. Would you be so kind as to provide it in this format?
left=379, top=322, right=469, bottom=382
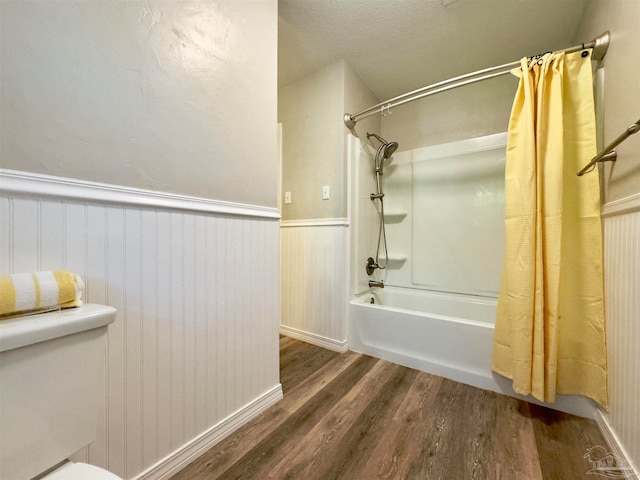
left=344, top=32, right=610, bottom=129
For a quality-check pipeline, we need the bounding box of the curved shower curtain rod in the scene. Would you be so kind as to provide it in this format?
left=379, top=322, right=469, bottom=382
left=343, top=31, right=611, bottom=129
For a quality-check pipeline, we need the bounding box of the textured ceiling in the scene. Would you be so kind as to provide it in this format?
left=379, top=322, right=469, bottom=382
left=278, top=0, right=590, bottom=100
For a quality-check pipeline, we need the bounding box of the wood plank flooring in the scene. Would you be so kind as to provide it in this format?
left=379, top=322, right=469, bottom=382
left=170, top=336, right=608, bottom=479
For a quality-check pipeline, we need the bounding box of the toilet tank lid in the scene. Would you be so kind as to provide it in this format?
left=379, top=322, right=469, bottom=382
left=43, top=462, right=122, bottom=480
left=0, top=304, right=116, bottom=353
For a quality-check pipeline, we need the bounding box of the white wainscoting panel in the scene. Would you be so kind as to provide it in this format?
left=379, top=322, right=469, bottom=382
left=280, top=220, right=349, bottom=352
left=0, top=171, right=281, bottom=480
left=601, top=200, right=640, bottom=475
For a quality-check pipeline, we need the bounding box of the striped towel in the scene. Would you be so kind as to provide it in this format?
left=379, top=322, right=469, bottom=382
left=0, top=270, right=84, bottom=317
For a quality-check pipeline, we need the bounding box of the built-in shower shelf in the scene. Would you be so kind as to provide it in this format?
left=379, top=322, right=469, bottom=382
left=378, top=254, right=408, bottom=269
left=383, top=211, right=408, bottom=224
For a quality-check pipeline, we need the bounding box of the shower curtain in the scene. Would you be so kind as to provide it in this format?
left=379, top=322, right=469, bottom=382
left=491, top=50, right=608, bottom=408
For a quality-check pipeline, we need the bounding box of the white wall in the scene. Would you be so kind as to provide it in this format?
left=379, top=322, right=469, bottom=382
left=343, top=62, right=381, bottom=161
left=0, top=175, right=282, bottom=480
left=0, top=1, right=278, bottom=207
left=280, top=220, right=349, bottom=352
left=0, top=2, right=280, bottom=479
left=380, top=76, right=517, bottom=152
left=601, top=203, right=640, bottom=475
left=278, top=60, right=346, bottom=220
left=573, top=0, right=640, bottom=203
left=279, top=61, right=378, bottom=347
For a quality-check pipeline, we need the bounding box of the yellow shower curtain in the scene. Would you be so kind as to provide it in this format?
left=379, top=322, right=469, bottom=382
left=491, top=50, right=608, bottom=408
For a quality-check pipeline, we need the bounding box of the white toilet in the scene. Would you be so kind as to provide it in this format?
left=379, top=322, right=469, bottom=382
left=0, top=304, right=122, bottom=480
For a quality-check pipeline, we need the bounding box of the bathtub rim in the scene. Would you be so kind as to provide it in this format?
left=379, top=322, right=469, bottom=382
left=351, top=286, right=497, bottom=327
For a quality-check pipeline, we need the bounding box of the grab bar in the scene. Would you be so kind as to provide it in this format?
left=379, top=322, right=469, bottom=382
left=578, top=119, right=640, bottom=176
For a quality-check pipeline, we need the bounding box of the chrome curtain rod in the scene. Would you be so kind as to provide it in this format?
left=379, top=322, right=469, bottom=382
left=343, top=31, right=611, bottom=129
left=577, top=119, right=640, bottom=176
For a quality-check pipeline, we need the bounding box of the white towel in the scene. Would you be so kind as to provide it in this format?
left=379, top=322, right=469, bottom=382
left=0, top=270, right=84, bottom=317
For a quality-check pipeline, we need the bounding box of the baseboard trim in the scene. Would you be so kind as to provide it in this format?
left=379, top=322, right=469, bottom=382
left=132, top=384, right=283, bottom=480
left=593, top=409, right=639, bottom=479
left=280, top=325, right=348, bottom=353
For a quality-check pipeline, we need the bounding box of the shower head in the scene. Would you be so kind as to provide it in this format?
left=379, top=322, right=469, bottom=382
left=383, top=141, right=398, bottom=159
left=367, top=133, right=399, bottom=159
left=367, top=133, right=398, bottom=176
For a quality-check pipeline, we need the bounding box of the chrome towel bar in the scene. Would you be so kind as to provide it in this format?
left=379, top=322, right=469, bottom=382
left=577, top=119, right=640, bottom=176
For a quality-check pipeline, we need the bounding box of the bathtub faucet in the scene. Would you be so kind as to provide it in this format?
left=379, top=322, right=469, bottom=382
left=368, top=280, right=384, bottom=288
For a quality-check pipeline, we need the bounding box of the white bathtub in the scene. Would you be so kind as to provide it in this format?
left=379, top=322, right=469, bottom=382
left=348, top=287, right=595, bottom=418
left=349, top=287, right=496, bottom=388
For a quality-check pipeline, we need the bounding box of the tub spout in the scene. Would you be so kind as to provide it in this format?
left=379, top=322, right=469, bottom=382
left=369, top=280, right=384, bottom=288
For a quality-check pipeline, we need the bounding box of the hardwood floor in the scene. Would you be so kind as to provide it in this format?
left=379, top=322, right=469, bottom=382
left=170, top=336, right=607, bottom=479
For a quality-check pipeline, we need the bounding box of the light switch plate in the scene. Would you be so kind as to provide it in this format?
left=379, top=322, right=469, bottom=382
left=322, top=185, right=330, bottom=200
left=284, top=191, right=291, bottom=204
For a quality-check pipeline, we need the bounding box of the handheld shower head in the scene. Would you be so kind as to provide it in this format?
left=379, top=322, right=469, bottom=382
left=383, top=141, right=398, bottom=159
left=367, top=133, right=399, bottom=176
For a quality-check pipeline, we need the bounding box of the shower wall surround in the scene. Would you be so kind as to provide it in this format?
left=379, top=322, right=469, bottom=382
left=351, top=133, right=506, bottom=300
